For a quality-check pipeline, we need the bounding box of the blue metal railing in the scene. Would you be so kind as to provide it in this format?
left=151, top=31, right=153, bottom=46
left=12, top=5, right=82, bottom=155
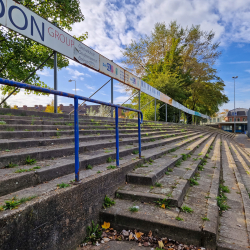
left=0, top=78, right=143, bottom=182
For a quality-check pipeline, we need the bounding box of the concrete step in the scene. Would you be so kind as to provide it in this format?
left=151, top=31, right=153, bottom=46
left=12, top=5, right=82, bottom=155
left=0, top=130, right=190, bottom=150
left=217, top=138, right=250, bottom=249
left=0, top=127, right=182, bottom=139
left=126, top=133, right=211, bottom=185
left=100, top=136, right=222, bottom=249
left=0, top=132, right=204, bottom=196
left=117, top=134, right=216, bottom=207
left=0, top=131, right=198, bottom=169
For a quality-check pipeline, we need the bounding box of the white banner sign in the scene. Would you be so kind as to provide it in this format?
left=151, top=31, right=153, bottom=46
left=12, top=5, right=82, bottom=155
left=0, top=0, right=99, bottom=70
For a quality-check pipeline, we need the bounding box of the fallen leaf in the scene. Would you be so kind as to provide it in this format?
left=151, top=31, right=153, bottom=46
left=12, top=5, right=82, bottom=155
left=148, top=230, right=152, bottom=237
left=161, top=204, right=165, bottom=209
left=158, top=240, right=164, bottom=249
left=101, top=221, right=110, bottom=229
left=129, top=233, right=133, bottom=241
left=135, top=232, right=144, bottom=239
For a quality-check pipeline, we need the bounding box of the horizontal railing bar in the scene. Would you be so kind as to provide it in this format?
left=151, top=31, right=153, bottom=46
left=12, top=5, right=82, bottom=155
left=0, top=78, right=143, bottom=116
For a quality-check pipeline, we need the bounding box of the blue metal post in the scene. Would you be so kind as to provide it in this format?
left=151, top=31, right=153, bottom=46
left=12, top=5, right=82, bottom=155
left=115, top=107, right=119, bottom=167
left=138, top=112, right=141, bottom=159
left=54, top=51, right=58, bottom=113
left=74, top=97, right=80, bottom=181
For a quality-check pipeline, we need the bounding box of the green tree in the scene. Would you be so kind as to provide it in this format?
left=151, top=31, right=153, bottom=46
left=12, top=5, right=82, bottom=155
left=0, top=0, right=87, bottom=97
left=122, top=21, right=228, bottom=119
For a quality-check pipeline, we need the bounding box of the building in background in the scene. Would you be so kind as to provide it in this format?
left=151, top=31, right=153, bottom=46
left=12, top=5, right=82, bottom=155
left=203, top=108, right=248, bottom=133
left=16, top=103, right=123, bottom=117
left=220, top=108, right=248, bottom=133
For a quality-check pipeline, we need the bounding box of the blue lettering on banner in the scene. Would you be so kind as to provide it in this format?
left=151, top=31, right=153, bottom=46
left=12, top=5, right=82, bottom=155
left=31, top=15, right=44, bottom=41
left=8, top=6, right=28, bottom=30
left=107, top=63, right=111, bottom=71
left=0, top=0, right=5, bottom=18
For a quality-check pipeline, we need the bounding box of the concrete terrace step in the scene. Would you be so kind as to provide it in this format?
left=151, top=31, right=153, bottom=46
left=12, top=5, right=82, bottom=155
left=0, top=126, right=188, bottom=139
left=0, top=130, right=192, bottom=150
left=100, top=136, right=222, bottom=249
left=0, top=108, right=240, bottom=250
left=0, top=132, right=205, bottom=196
left=217, top=138, right=250, bottom=249
left=0, top=131, right=198, bottom=168
left=117, top=134, right=216, bottom=207
left=126, top=133, right=212, bottom=185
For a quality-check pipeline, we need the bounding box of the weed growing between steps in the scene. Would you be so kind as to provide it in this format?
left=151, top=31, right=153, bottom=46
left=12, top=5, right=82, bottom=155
left=57, top=182, right=70, bottom=188
left=181, top=205, right=193, bottom=213
left=0, top=196, right=36, bottom=210
left=25, top=156, right=37, bottom=165
left=217, top=181, right=230, bottom=214
left=15, top=166, right=40, bottom=173
left=129, top=205, right=139, bottom=212
left=5, top=162, right=18, bottom=168
left=86, top=164, right=93, bottom=170
left=107, top=165, right=116, bottom=170
left=103, top=195, right=115, bottom=209
left=154, top=198, right=171, bottom=209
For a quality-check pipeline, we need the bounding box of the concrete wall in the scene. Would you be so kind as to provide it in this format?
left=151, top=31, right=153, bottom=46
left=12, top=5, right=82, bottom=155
left=0, top=161, right=140, bottom=250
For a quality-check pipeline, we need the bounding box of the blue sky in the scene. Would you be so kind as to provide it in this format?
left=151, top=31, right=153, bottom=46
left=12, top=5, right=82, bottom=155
left=5, top=0, right=250, bottom=113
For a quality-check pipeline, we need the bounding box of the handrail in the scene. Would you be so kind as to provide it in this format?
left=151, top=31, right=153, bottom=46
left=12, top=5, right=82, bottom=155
left=0, top=78, right=143, bottom=182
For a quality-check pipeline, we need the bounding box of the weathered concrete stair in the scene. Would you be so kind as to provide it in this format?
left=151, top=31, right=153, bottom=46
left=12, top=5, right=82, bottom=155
left=0, top=108, right=242, bottom=250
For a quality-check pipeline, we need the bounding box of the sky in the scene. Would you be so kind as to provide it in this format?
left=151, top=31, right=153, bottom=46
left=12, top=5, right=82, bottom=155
left=4, top=0, right=250, bottom=113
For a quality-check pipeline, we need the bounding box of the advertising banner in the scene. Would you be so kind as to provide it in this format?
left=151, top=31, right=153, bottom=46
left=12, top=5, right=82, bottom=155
left=160, top=92, right=172, bottom=105
left=124, top=71, right=140, bottom=90
left=0, top=0, right=100, bottom=70
left=100, top=55, right=124, bottom=82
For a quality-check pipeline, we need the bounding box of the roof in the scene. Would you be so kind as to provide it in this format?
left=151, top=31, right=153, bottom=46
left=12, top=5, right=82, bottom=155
left=227, top=108, right=248, bottom=117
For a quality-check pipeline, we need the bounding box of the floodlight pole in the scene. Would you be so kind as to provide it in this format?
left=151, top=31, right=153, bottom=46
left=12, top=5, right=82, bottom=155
left=54, top=51, right=58, bottom=113
left=232, top=76, right=238, bottom=133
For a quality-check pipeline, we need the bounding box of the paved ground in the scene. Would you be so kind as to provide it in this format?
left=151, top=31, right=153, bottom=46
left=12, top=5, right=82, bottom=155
left=77, top=241, right=143, bottom=250
left=234, top=134, right=250, bottom=154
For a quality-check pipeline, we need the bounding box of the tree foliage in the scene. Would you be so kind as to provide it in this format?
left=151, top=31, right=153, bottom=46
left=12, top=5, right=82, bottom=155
left=44, top=100, right=62, bottom=113
left=0, top=0, right=87, bottom=96
left=122, top=21, right=229, bottom=120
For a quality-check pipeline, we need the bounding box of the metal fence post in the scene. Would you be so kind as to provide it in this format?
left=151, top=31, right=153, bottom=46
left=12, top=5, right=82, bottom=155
left=139, top=90, right=141, bottom=110
left=115, top=106, right=119, bottom=167
left=111, top=78, right=113, bottom=118
left=166, top=104, right=167, bottom=122
left=138, top=112, right=141, bottom=159
left=155, top=98, right=156, bottom=121
left=74, top=97, right=80, bottom=182
left=54, top=51, right=58, bottom=113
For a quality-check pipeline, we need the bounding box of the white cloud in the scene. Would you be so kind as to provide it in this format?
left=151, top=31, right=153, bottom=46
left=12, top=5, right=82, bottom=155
left=37, top=69, right=51, bottom=76
left=230, top=61, right=250, bottom=64
left=114, top=95, right=130, bottom=104
left=114, top=84, right=129, bottom=94
left=84, top=84, right=95, bottom=90
left=80, top=77, right=84, bottom=81
left=72, top=89, right=83, bottom=91
left=67, top=0, right=250, bottom=66
left=100, top=91, right=107, bottom=96
left=245, top=69, right=250, bottom=73
left=2, top=89, right=54, bottom=107
left=66, top=68, right=85, bottom=79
